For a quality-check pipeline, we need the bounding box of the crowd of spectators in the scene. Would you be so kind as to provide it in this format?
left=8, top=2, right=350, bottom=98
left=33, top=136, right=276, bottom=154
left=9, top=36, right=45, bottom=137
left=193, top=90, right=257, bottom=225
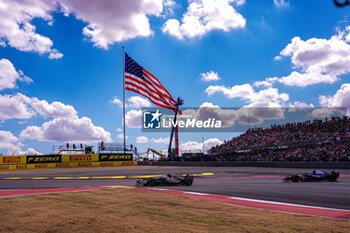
left=209, top=116, right=350, bottom=162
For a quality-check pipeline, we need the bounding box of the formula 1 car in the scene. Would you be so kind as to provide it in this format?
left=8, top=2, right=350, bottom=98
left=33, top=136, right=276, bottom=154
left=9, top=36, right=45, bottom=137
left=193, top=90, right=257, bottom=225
left=136, top=174, right=194, bottom=186
left=283, top=170, right=339, bottom=182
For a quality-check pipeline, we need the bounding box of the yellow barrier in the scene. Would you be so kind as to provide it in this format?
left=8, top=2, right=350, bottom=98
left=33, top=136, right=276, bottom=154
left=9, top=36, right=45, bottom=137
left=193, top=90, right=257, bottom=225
left=0, top=155, right=26, bottom=165
left=0, top=161, right=137, bottom=171
left=61, top=154, right=99, bottom=163
left=0, top=165, right=10, bottom=171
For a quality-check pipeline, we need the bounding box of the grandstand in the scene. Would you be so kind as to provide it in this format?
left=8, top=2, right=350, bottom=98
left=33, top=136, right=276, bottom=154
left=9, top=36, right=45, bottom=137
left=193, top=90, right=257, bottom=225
left=208, top=116, right=350, bottom=162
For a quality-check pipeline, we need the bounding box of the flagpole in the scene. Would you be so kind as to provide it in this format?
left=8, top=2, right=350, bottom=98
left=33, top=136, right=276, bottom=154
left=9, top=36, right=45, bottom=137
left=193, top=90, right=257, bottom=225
left=122, top=46, right=126, bottom=154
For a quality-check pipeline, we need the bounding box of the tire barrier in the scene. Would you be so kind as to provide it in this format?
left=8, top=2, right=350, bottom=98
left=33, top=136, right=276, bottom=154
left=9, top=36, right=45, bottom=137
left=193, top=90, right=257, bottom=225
left=0, top=153, right=135, bottom=171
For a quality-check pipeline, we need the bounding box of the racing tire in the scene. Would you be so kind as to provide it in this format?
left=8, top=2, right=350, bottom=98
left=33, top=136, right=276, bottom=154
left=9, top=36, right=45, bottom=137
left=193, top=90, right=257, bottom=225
left=184, top=178, right=193, bottom=186
left=328, top=171, right=339, bottom=182
left=332, top=171, right=339, bottom=178
left=148, top=179, right=156, bottom=186
left=291, top=175, right=300, bottom=182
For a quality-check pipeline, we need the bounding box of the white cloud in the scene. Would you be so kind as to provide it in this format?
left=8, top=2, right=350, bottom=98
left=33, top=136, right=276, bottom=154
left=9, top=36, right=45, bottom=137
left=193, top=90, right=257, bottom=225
left=1, top=0, right=165, bottom=55
left=274, top=55, right=282, bottom=61
left=274, top=0, right=289, bottom=8
left=116, top=128, right=122, bottom=132
left=182, top=101, right=285, bottom=128
left=239, top=107, right=283, bottom=125
left=180, top=138, right=222, bottom=154
left=0, top=91, right=111, bottom=148
left=20, top=116, right=112, bottom=143
left=162, top=0, right=246, bottom=40
left=162, top=0, right=177, bottom=17
left=117, top=133, right=128, bottom=140
left=0, top=93, right=78, bottom=120
left=205, top=83, right=254, bottom=99
left=30, top=98, right=77, bottom=118
left=48, top=50, right=64, bottom=59
left=205, top=84, right=289, bottom=106
left=164, top=0, right=176, bottom=7
left=181, top=102, right=238, bottom=127
left=202, top=138, right=223, bottom=152
left=0, top=58, right=32, bottom=91
left=59, top=0, right=163, bottom=49
left=200, top=71, right=221, bottom=82
left=0, top=93, right=36, bottom=120
left=253, top=77, right=278, bottom=88
left=289, top=101, right=314, bottom=108
left=125, top=110, right=142, bottom=128
left=136, top=136, right=149, bottom=143
left=0, top=0, right=62, bottom=59
left=24, top=147, right=42, bottom=155
left=151, top=137, right=170, bottom=144
left=0, top=130, right=39, bottom=155
left=277, top=71, right=338, bottom=87
left=113, top=96, right=152, bottom=108
left=180, top=141, right=202, bottom=153
left=319, top=83, right=350, bottom=115
left=273, top=28, right=350, bottom=87
left=310, top=108, right=341, bottom=118
left=205, top=85, right=288, bottom=124
left=128, top=96, right=152, bottom=107
left=0, top=130, right=18, bottom=145
left=113, top=98, right=123, bottom=107
left=231, top=0, right=246, bottom=6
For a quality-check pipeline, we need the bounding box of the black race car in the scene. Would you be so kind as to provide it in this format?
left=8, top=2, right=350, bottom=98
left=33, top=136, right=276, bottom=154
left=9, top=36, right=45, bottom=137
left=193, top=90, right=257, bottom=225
left=284, top=170, right=339, bottom=182
left=136, top=174, right=194, bottom=186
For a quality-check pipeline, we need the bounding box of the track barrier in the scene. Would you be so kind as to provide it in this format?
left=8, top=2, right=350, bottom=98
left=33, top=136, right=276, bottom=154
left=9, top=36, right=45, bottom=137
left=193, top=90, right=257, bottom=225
left=0, top=153, right=136, bottom=171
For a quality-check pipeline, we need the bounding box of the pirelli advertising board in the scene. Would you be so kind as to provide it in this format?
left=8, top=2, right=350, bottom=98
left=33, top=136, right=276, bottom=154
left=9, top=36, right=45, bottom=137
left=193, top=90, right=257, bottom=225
left=0, top=155, right=26, bottom=165
left=62, top=154, right=99, bottom=163
left=26, top=155, right=62, bottom=164
left=0, top=153, right=133, bottom=166
left=99, top=154, right=133, bottom=161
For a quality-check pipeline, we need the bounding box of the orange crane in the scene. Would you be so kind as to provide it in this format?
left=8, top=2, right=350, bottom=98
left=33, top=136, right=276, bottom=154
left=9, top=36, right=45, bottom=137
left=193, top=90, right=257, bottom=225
left=146, top=148, right=166, bottom=160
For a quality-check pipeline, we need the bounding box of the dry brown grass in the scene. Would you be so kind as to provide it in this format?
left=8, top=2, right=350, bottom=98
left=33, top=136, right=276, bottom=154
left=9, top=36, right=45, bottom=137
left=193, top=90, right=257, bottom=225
left=0, top=188, right=349, bottom=233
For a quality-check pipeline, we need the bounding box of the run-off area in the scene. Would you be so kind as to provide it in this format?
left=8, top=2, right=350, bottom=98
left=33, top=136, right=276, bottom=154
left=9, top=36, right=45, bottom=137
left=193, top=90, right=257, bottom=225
left=0, top=166, right=350, bottom=220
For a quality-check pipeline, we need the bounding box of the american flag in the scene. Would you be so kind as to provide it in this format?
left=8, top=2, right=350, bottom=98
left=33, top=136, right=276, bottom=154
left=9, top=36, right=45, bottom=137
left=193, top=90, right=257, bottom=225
left=124, top=53, right=178, bottom=112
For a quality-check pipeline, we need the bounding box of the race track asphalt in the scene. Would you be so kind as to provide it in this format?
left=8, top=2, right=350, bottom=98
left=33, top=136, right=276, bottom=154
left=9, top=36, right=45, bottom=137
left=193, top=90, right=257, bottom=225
left=1, top=166, right=349, bottom=210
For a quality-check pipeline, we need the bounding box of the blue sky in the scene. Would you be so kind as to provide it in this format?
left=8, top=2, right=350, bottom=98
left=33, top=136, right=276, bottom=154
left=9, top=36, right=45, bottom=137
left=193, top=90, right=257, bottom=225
left=0, top=0, right=349, bottom=156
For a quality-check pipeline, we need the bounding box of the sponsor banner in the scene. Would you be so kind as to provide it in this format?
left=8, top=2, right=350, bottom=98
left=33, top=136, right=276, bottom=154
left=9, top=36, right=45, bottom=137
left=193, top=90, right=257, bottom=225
left=27, top=155, right=62, bottom=164
left=48, top=163, right=56, bottom=168
left=78, top=162, right=92, bottom=167
left=27, top=164, right=35, bottom=169
left=62, top=154, right=99, bottom=163
left=56, top=163, right=70, bottom=168
left=101, top=162, right=114, bottom=167
left=35, top=164, right=48, bottom=169
left=121, top=161, right=137, bottom=166
left=16, top=164, right=27, bottom=170
left=0, top=160, right=137, bottom=171
left=0, top=165, right=10, bottom=171
left=92, top=162, right=101, bottom=167
left=69, top=163, right=79, bottom=168
left=0, top=156, right=26, bottom=165
left=99, top=154, right=133, bottom=161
